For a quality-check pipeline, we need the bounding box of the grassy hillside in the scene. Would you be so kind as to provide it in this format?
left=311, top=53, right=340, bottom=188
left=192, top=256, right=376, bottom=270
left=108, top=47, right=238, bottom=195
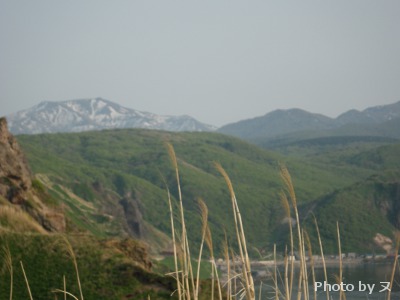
left=3, top=120, right=400, bottom=299
left=300, top=170, right=400, bottom=253
left=0, top=233, right=176, bottom=299
left=15, top=129, right=396, bottom=254
left=269, top=141, right=400, bottom=254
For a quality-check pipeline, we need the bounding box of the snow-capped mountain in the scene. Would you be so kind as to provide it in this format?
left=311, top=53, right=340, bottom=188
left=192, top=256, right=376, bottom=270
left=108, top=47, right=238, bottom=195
left=6, top=98, right=216, bottom=134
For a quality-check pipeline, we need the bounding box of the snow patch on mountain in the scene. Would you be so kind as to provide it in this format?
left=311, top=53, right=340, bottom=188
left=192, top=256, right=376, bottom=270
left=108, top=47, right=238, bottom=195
left=6, top=98, right=216, bottom=134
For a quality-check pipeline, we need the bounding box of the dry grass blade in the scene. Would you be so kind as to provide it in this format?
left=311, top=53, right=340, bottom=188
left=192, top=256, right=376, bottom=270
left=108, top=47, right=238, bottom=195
left=0, top=205, right=47, bottom=234
left=313, top=215, right=330, bottom=300
left=64, top=275, right=67, bottom=300
left=167, top=143, right=195, bottom=299
left=198, top=198, right=208, bottom=241
left=52, top=289, right=80, bottom=300
left=20, top=261, right=33, bottom=300
left=161, top=168, right=184, bottom=299
left=279, top=164, right=305, bottom=300
left=332, top=274, right=347, bottom=300
left=215, top=162, right=254, bottom=300
left=195, top=198, right=208, bottom=298
left=166, top=184, right=183, bottom=299
left=63, top=237, right=84, bottom=300
left=274, top=244, right=279, bottom=300
left=223, top=231, right=232, bottom=300
left=230, top=248, right=238, bottom=299
left=304, top=230, right=316, bottom=300
left=204, top=224, right=223, bottom=300
left=210, top=232, right=223, bottom=300
left=387, top=233, right=400, bottom=300
left=336, top=222, right=344, bottom=300
left=300, top=216, right=308, bottom=297
left=2, top=245, right=13, bottom=300
left=279, top=164, right=297, bottom=207
left=280, top=191, right=294, bottom=300
left=283, top=248, right=290, bottom=300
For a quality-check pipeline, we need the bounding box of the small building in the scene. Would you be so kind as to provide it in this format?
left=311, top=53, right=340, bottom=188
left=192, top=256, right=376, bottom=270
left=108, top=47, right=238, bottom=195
left=346, top=253, right=357, bottom=259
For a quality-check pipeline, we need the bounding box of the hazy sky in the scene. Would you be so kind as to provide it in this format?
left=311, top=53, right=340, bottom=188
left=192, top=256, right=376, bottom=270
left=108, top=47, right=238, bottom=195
left=1, top=1, right=399, bottom=126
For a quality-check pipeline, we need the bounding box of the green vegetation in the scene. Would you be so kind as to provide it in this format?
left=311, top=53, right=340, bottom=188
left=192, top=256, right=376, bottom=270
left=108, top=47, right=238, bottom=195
left=0, top=234, right=176, bottom=299
left=12, top=129, right=364, bottom=253
left=2, top=127, right=400, bottom=299
left=262, top=135, right=400, bottom=254
left=16, top=128, right=400, bottom=254
left=0, top=204, right=46, bottom=233
left=301, top=170, right=400, bottom=253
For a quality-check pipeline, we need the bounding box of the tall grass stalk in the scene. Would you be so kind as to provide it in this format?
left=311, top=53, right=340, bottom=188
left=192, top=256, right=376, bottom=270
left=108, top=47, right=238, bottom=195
left=199, top=197, right=223, bottom=300
left=223, top=232, right=232, bottom=300
left=167, top=143, right=195, bottom=299
left=2, top=245, right=13, bottom=300
left=20, top=261, right=33, bottom=300
left=64, top=275, right=67, bottom=300
left=165, top=144, right=256, bottom=299
left=162, top=150, right=399, bottom=300
left=336, top=222, right=344, bottom=300
left=274, top=244, right=279, bottom=300
left=205, top=219, right=223, bottom=300
left=63, top=237, right=84, bottom=300
left=230, top=248, right=237, bottom=299
left=52, top=289, right=79, bottom=300
left=280, top=165, right=307, bottom=300
left=281, top=192, right=294, bottom=300
left=301, top=230, right=309, bottom=300
left=313, top=216, right=330, bottom=300
left=387, top=235, right=400, bottom=300
left=215, top=162, right=255, bottom=300
left=283, top=247, right=290, bottom=300
left=304, top=230, right=316, bottom=300
left=196, top=198, right=208, bottom=298
left=165, top=185, right=183, bottom=299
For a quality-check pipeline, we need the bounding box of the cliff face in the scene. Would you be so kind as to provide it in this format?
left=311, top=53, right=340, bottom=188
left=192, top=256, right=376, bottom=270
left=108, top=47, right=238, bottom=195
left=0, top=117, right=65, bottom=232
left=120, top=193, right=145, bottom=238
left=0, top=117, right=32, bottom=204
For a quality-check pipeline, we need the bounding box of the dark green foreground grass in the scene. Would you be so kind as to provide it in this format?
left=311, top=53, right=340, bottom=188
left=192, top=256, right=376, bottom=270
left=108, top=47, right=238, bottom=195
left=0, top=233, right=176, bottom=300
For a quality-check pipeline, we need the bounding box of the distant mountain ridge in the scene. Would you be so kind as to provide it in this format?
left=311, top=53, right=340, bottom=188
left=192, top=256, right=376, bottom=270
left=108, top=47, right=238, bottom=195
left=6, top=98, right=216, bottom=134
left=218, top=101, right=400, bottom=140
left=336, top=101, right=400, bottom=124
left=6, top=98, right=400, bottom=137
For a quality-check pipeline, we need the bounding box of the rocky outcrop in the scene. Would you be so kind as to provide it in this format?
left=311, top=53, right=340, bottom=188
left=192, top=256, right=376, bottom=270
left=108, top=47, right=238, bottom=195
left=0, top=117, right=65, bottom=232
left=373, top=233, right=393, bottom=254
left=102, top=238, right=153, bottom=271
left=120, top=193, right=145, bottom=238
left=0, top=117, right=32, bottom=204
left=374, top=181, right=400, bottom=228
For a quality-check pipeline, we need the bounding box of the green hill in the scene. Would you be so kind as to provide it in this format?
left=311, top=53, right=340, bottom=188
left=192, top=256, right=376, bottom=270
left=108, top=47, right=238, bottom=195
left=271, top=142, right=400, bottom=254
left=15, top=128, right=396, bottom=255
left=301, top=170, right=400, bottom=254
left=4, top=114, right=400, bottom=298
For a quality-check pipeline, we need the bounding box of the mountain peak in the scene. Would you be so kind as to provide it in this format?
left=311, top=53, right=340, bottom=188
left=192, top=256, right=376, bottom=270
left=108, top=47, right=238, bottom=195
left=218, top=101, right=400, bottom=140
left=219, top=107, right=335, bottom=140
left=336, top=101, right=400, bottom=124
left=7, top=98, right=216, bottom=134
